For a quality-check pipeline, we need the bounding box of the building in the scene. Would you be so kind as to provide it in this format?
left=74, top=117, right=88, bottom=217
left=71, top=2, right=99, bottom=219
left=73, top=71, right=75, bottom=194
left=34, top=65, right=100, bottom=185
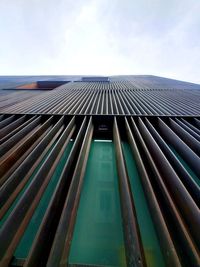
left=0, top=75, right=199, bottom=267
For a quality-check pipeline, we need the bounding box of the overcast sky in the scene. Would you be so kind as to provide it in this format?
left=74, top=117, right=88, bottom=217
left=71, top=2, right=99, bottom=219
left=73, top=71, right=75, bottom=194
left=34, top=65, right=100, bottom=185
left=0, top=0, right=199, bottom=83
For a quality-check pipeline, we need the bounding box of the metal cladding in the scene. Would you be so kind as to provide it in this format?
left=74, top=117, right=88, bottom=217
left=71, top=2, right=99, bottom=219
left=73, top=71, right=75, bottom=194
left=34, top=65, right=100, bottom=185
left=1, top=80, right=200, bottom=115
left=0, top=75, right=200, bottom=267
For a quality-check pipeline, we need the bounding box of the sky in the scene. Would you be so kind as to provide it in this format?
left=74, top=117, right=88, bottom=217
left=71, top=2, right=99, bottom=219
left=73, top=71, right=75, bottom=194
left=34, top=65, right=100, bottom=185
left=0, top=0, right=200, bottom=83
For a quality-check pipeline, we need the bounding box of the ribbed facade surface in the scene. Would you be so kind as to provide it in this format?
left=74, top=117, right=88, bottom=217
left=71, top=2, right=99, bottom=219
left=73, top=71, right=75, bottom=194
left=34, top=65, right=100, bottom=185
left=0, top=75, right=199, bottom=267
left=1, top=75, right=200, bottom=115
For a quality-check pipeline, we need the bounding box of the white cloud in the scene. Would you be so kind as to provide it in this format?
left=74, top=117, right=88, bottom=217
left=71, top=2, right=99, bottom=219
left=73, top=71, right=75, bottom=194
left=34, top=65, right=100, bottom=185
left=0, top=0, right=199, bottom=83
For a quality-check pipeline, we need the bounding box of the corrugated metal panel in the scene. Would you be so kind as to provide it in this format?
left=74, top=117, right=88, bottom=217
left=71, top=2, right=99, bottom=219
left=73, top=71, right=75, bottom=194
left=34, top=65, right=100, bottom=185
left=1, top=81, right=200, bottom=115
left=0, top=114, right=199, bottom=267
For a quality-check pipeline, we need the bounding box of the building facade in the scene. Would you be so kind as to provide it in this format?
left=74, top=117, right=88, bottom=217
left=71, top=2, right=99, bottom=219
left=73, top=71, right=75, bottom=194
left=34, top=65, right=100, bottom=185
left=0, top=75, right=199, bottom=267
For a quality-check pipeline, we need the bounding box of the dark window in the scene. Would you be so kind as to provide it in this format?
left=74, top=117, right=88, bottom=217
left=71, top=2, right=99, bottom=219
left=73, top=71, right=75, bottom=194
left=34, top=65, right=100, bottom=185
left=15, top=80, right=70, bottom=90
left=81, top=77, right=110, bottom=82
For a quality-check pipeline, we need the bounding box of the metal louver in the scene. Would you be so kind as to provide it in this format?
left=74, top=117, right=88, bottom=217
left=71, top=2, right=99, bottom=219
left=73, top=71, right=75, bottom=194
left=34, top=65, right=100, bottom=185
left=0, top=75, right=199, bottom=267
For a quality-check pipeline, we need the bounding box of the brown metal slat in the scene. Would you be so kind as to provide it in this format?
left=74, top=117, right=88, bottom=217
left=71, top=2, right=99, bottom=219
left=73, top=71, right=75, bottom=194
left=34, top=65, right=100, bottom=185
left=129, top=117, right=198, bottom=266
left=158, top=118, right=200, bottom=177
left=144, top=117, right=200, bottom=206
left=0, top=116, right=66, bottom=217
left=125, top=117, right=181, bottom=267
left=113, top=117, right=146, bottom=267
left=0, top=117, right=76, bottom=267
left=24, top=117, right=93, bottom=267
left=23, top=117, right=89, bottom=267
